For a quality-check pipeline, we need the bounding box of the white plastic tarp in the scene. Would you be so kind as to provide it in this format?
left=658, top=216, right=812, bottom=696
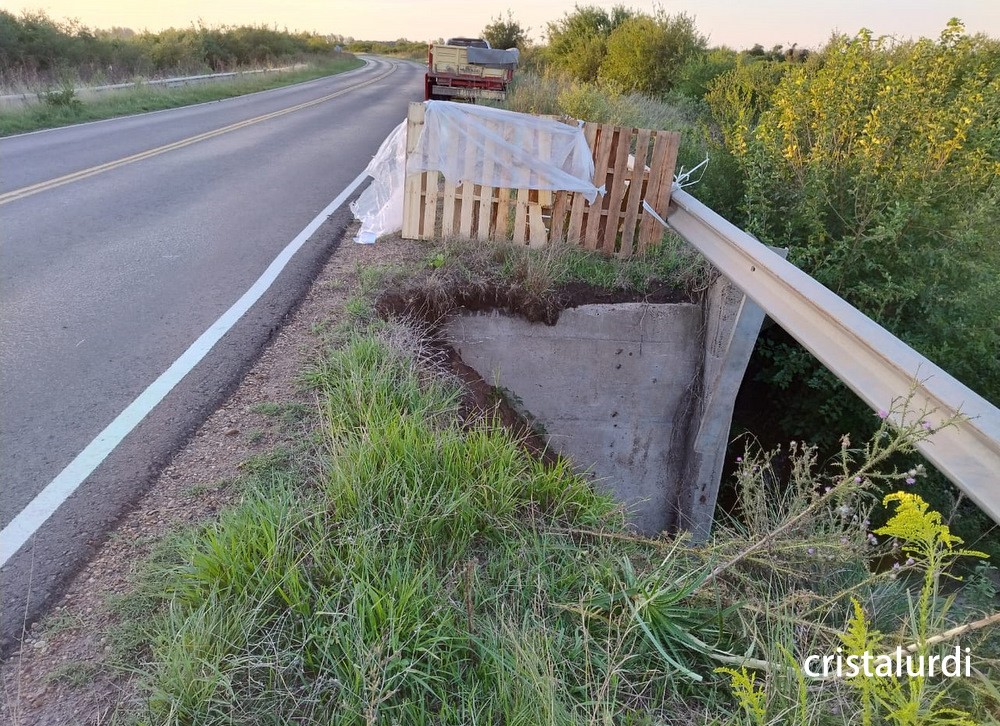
left=352, top=101, right=601, bottom=244
left=350, top=120, right=406, bottom=245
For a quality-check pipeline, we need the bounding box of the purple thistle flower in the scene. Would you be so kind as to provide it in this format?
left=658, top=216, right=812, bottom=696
left=905, top=477, right=916, bottom=485
left=877, top=409, right=889, bottom=420
left=807, top=547, right=816, bottom=555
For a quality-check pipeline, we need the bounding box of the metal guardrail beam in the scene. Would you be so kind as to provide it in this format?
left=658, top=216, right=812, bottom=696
left=659, top=189, right=1000, bottom=525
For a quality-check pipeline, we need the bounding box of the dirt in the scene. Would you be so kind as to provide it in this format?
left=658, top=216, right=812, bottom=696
left=377, top=276, right=693, bottom=326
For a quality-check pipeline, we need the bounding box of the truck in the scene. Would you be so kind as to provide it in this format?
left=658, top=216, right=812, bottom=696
left=424, top=37, right=519, bottom=103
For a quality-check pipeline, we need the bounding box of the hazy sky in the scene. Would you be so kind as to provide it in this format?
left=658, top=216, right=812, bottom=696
left=4, top=0, right=998, bottom=49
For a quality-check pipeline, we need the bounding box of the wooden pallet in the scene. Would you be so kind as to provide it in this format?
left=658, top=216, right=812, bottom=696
left=402, top=102, right=680, bottom=256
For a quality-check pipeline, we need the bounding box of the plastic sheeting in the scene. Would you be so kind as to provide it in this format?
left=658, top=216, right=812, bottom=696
left=352, top=101, right=601, bottom=244
left=350, top=119, right=406, bottom=244
left=411, top=101, right=600, bottom=201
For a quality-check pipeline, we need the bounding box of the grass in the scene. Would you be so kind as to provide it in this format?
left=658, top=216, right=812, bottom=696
left=40, top=611, right=83, bottom=638
left=0, top=56, right=363, bottom=137
left=59, top=240, right=995, bottom=724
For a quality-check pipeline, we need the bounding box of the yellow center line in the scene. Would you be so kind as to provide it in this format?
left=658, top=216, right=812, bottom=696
left=0, top=62, right=397, bottom=207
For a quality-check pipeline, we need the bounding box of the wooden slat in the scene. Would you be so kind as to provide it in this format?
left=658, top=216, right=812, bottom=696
left=513, top=189, right=529, bottom=244
left=422, top=172, right=439, bottom=238
left=510, top=122, right=529, bottom=244
left=565, top=123, right=599, bottom=245
left=529, top=130, right=554, bottom=247
left=655, top=130, right=681, bottom=221
left=495, top=188, right=511, bottom=239
left=402, top=103, right=425, bottom=239
left=550, top=191, right=571, bottom=242
left=441, top=124, right=466, bottom=239
left=441, top=177, right=458, bottom=237
left=638, top=131, right=671, bottom=248
left=493, top=119, right=516, bottom=239
left=458, top=125, right=477, bottom=238
left=477, top=127, right=497, bottom=239
left=528, top=198, right=547, bottom=246
left=584, top=124, right=614, bottom=250
left=602, top=126, right=633, bottom=254
left=638, top=130, right=681, bottom=251
left=619, top=127, right=651, bottom=256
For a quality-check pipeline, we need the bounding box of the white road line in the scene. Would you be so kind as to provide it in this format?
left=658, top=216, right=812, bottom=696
left=0, top=170, right=369, bottom=567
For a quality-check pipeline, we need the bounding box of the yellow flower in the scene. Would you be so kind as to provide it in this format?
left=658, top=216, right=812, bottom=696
left=875, top=491, right=960, bottom=550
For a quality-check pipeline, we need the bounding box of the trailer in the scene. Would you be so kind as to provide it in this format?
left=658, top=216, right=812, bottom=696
left=424, top=38, right=518, bottom=103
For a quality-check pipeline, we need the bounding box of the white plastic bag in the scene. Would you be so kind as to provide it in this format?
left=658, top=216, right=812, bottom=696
left=350, top=119, right=406, bottom=244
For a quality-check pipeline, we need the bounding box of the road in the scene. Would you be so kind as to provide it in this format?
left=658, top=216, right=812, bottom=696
left=0, top=56, right=424, bottom=650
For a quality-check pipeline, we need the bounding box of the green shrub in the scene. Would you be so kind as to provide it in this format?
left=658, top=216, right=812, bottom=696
left=720, top=22, right=1000, bottom=424
left=40, top=84, right=81, bottom=111
left=674, top=47, right=739, bottom=99
left=543, top=4, right=636, bottom=83
left=598, top=12, right=705, bottom=95
left=707, top=22, right=1000, bottom=560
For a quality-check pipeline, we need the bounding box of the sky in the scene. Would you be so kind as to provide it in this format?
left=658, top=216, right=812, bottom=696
left=3, top=0, right=998, bottom=50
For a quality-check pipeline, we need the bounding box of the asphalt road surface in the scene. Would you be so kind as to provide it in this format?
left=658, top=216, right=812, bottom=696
left=0, top=56, right=424, bottom=650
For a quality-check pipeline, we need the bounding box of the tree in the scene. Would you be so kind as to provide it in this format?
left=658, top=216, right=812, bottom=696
left=674, top=47, right=738, bottom=98
left=482, top=10, right=527, bottom=50
left=545, top=4, right=635, bottom=82
left=598, top=12, right=706, bottom=95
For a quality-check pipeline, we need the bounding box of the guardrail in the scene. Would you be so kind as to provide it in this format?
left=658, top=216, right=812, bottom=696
left=646, top=190, right=1000, bottom=525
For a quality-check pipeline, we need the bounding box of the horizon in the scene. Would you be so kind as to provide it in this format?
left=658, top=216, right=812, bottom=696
left=3, top=1, right=998, bottom=51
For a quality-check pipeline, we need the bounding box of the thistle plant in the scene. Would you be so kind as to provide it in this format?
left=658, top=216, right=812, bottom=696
left=709, top=394, right=997, bottom=724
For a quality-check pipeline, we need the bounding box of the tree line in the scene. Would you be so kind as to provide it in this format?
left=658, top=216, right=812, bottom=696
left=0, top=11, right=344, bottom=82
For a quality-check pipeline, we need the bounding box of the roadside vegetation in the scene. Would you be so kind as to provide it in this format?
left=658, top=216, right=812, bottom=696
left=0, top=57, right=362, bottom=136
left=0, top=12, right=347, bottom=88
left=0, top=11, right=362, bottom=135
left=344, top=39, right=428, bottom=61
left=99, top=239, right=999, bottom=723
